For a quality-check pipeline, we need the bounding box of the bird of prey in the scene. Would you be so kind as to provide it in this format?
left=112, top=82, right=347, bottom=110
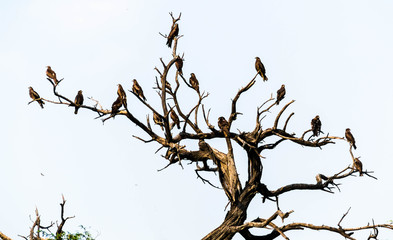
left=132, top=79, right=147, bottom=101
left=354, top=157, right=363, bottom=176
left=153, top=112, right=164, bottom=130
left=189, top=73, right=200, bottom=93
left=29, top=87, right=45, bottom=109
left=276, top=84, right=286, bottom=105
left=46, top=66, right=58, bottom=85
left=74, top=90, right=84, bottom=114
left=345, top=128, right=357, bottom=149
left=255, top=57, right=268, bottom=81
left=170, top=109, right=180, bottom=129
left=175, top=56, right=183, bottom=75
left=117, top=84, right=127, bottom=108
left=166, top=23, right=179, bottom=48
left=110, top=96, right=123, bottom=119
left=218, top=116, right=230, bottom=137
left=311, top=115, right=322, bottom=137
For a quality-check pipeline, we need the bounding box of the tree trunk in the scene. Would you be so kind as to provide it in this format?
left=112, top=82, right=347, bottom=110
left=202, top=184, right=257, bottom=240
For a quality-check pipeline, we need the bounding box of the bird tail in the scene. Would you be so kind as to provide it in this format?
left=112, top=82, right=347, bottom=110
left=353, top=143, right=357, bottom=150
left=177, top=123, right=180, bottom=129
left=39, top=101, right=45, bottom=109
left=166, top=39, right=172, bottom=48
left=263, top=75, right=268, bottom=81
left=74, top=107, right=79, bottom=114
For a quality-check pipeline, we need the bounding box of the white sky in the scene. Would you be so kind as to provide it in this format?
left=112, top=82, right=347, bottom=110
left=1, top=1, right=393, bottom=239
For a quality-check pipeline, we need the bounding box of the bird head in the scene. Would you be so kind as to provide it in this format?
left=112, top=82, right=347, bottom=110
left=316, top=115, right=319, bottom=119
left=282, top=84, right=285, bottom=88
left=346, top=128, right=351, bottom=132
left=78, top=90, right=83, bottom=94
left=255, top=57, right=260, bottom=60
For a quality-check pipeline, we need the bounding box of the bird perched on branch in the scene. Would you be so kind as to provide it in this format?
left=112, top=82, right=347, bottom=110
left=153, top=112, right=164, bottom=130
left=167, top=23, right=179, bottom=48
left=132, top=79, right=146, bottom=101
left=353, top=157, right=363, bottom=176
left=175, top=56, right=183, bottom=75
left=110, top=96, right=122, bottom=119
left=276, top=84, right=286, bottom=105
left=311, top=115, right=322, bottom=137
left=170, top=109, right=180, bottom=129
left=345, top=128, right=357, bottom=149
left=218, top=117, right=230, bottom=137
left=46, top=66, right=58, bottom=85
left=117, top=84, right=127, bottom=108
left=29, top=87, right=45, bottom=109
left=255, top=57, right=268, bottom=81
left=74, top=90, right=84, bottom=114
left=189, top=73, right=200, bottom=93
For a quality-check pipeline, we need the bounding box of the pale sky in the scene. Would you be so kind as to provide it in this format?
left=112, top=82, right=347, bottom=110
left=1, top=1, right=393, bottom=239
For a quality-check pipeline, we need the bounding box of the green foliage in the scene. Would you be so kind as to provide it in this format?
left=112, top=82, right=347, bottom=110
left=41, top=225, right=95, bottom=240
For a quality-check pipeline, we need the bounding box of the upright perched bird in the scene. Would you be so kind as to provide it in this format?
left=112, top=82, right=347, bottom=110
left=175, top=56, right=183, bottom=75
left=345, top=128, right=357, bottom=149
left=353, top=157, right=363, bottom=176
left=132, top=79, right=147, bottom=101
left=74, top=90, right=84, bottom=114
left=117, top=84, right=127, bottom=108
left=276, top=84, right=286, bottom=105
left=189, top=73, right=200, bottom=93
left=153, top=112, right=164, bottom=130
left=29, top=87, right=45, bottom=108
left=46, top=66, right=58, bottom=85
left=218, top=116, right=230, bottom=137
left=170, top=109, right=180, bottom=129
left=311, top=115, right=322, bottom=137
left=255, top=57, right=268, bottom=81
left=110, top=96, right=123, bottom=118
left=166, top=23, right=179, bottom=48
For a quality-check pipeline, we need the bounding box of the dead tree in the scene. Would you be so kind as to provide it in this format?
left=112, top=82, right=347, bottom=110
left=0, top=196, right=94, bottom=240
left=27, top=12, right=393, bottom=240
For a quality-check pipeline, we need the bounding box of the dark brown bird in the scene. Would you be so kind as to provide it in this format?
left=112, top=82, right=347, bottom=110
left=175, top=56, right=183, bottom=75
left=110, top=96, right=123, bottom=119
left=353, top=157, right=363, bottom=176
left=153, top=112, right=164, bottom=130
left=345, top=128, right=357, bottom=149
left=276, top=84, right=286, bottom=105
left=166, top=23, right=179, bottom=48
left=255, top=57, right=268, bottom=81
left=117, top=84, right=127, bottom=108
left=218, top=116, right=230, bottom=137
left=132, top=79, right=146, bottom=101
left=189, top=73, right=199, bottom=93
left=311, top=115, right=322, bottom=137
left=198, top=139, right=210, bottom=152
left=46, top=66, right=58, bottom=85
left=29, top=87, right=44, bottom=109
left=170, top=109, right=180, bottom=129
left=74, top=90, right=84, bottom=114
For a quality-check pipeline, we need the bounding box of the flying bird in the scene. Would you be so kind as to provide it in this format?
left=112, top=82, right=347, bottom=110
left=175, top=56, right=183, bottom=75
left=255, top=57, right=268, bottom=81
left=46, top=66, right=58, bottom=85
left=166, top=23, right=179, bottom=48
left=74, top=90, right=84, bottom=114
left=218, top=116, right=230, bottom=137
left=170, top=109, right=180, bottom=129
left=345, top=128, right=357, bottom=149
left=132, top=79, right=147, bottom=101
left=189, top=73, right=200, bottom=93
left=276, top=84, right=286, bottom=105
left=311, top=115, right=322, bottom=137
left=29, top=87, right=45, bottom=108
left=153, top=112, right=164, bottom=130
left=353, top=157, right=363, bottom=176
left=117, top=84, right=127, bottom=108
